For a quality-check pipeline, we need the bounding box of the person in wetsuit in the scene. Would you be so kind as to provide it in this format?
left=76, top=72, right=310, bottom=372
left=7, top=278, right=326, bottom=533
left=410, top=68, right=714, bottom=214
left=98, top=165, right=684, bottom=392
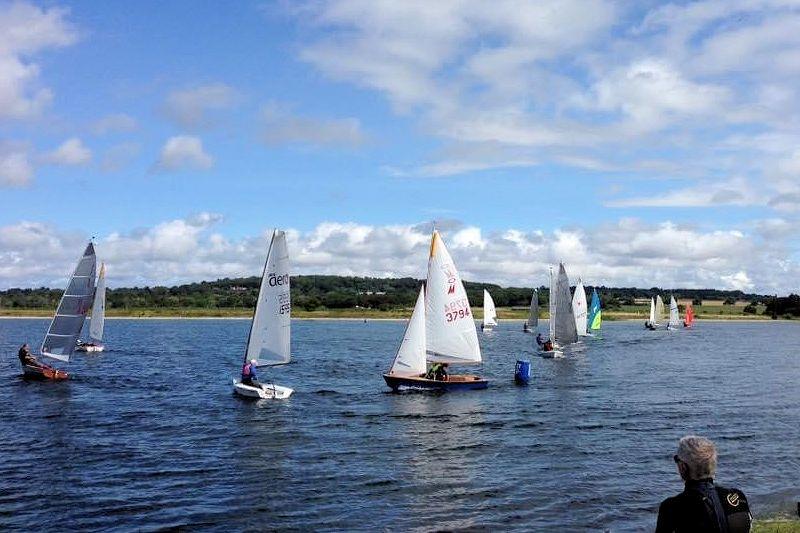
left=536, top=333, right=544, bottom=347
left=18, top=344, right=39, bottom=366
left=656, top=435, right=751, bottom=533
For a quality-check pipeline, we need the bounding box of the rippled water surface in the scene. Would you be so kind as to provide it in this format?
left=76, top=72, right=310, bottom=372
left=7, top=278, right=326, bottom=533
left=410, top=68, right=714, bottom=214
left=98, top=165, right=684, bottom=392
left=1, top=319, right=798, bottom=531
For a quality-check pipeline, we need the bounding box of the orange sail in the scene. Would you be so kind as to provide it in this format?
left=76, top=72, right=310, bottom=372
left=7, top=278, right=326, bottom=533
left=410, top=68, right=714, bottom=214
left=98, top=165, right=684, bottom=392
left=684, top=303, right=695, bottom=327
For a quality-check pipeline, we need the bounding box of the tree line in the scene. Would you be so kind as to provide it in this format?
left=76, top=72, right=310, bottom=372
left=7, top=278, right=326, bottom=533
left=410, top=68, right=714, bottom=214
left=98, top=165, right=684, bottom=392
left=0, top=275, right=771, bottom=312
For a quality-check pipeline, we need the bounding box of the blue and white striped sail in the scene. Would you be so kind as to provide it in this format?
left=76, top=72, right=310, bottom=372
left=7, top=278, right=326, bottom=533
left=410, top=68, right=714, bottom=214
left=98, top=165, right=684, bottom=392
left=41, top=243, right=96, bottom=362
left=588, top=288, right=602, bottom=331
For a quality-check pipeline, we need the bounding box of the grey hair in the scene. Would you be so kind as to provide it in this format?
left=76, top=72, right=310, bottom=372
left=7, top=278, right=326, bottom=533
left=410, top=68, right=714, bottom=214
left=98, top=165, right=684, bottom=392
left=676, top=435, right=717, bottom=480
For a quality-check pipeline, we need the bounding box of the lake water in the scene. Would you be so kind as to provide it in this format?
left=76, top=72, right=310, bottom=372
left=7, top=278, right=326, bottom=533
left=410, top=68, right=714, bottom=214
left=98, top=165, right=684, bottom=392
left=1, top=319, right=798, bottom=531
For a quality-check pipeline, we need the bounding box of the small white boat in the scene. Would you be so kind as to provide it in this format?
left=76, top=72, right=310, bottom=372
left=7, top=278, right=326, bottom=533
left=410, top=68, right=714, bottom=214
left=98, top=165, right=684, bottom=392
left=539, top=263, right=578, bottom=357
left=523, top=289, right=538, bottom=333
left=572, top=278, right=588, bottom=337
left=232, top=230, right=294, bottom=400
left=76, top=262, right=106, bottom=353
left=481, top=289, right=497, bottom=332
left=667, top=295, right=680, bottom=330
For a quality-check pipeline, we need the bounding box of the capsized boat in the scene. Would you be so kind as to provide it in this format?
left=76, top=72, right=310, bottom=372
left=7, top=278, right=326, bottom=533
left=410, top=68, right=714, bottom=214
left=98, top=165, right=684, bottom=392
left=588, top=288, right=602, bottom=333
left=572, top=277, right=588, bottom=336
left=76, top=262, right=106, bottom=352
left=23, top=243, right=97, bottom=379
left=481, top=289, right=497, bottom=332
left=383, top=230, right=487, bottom=392
left=684, top=303, right=695, bottom=328
left=667, top=295, right=680, bottom=330
left=540, top=263, right=578, bottom=358
left=233, top=230, right=293, bottom=400
left=523, top=289, right=538, bottom=333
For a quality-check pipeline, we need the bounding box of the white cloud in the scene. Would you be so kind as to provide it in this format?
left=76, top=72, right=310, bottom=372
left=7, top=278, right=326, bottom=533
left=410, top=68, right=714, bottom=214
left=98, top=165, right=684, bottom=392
left=0, top=2, right=77, bottom=120
left=43, top=137, right=92, bottom=166
left=164, top=83, right=237, bottom=129
left=606, top=177, right=762, bottom=208
left=0, top=216, right=795, bottom=294
left=154, top=135, right=213, bottom=172
left=0, top=142, right=33, bottom=187
left=261, top=103, right=367, bottom=148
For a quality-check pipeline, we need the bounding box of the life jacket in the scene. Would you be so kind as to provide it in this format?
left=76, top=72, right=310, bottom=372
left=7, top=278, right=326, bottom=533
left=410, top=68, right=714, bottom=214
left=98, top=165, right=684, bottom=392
left=242, top=363, right=253, bottom=377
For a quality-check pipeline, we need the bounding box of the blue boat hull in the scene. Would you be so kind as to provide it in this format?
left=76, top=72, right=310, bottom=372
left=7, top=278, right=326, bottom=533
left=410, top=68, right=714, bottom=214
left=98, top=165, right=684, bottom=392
left=382, top=373, right=488, bottom=392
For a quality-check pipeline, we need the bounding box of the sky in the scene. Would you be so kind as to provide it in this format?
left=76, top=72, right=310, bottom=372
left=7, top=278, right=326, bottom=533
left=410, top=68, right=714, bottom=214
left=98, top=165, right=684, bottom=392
left=1, top=0, right=800, bottom=293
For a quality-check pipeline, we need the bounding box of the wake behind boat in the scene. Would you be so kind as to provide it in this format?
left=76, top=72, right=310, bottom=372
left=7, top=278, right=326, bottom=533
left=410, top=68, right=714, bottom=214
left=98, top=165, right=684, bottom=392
left=77, top=262, right=107, bottom=353
left=232, top=230, right=294, bottom=400
left=383, top=230, right=487, bottom=392
left=21, top=242, right=97, bottom=380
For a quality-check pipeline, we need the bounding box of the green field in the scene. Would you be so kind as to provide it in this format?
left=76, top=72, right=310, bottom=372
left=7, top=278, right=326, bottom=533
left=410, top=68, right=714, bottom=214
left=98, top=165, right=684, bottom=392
left=753, top=519, right=800, bottom=532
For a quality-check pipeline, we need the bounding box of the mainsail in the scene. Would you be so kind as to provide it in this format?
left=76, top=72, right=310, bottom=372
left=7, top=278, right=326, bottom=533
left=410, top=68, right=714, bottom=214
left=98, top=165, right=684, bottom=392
left=388, top=285, right=427, bottom=376
left=245, top=230, right=291, bottom=366
left=425, top=231, right=481, bottom=364
left=548, top=268, right=556, bottom=341
left=655, top=295, right=665, bottom=325
left=527, top=289, right=539, bottom=328
left=588, top=288, right=602, bottom=331
left=572, top=278, right=588, bottom=336
left=649, top=298, right=656, bottom=324
left=41, top=243, right=97, bottom=362
left=554, top=263, right=578, bottom=346
left=89, top=263, right=106, bottom=343
left=668, top=296, right=680, bottom=328
left=483, top=289, right=497, bottom=328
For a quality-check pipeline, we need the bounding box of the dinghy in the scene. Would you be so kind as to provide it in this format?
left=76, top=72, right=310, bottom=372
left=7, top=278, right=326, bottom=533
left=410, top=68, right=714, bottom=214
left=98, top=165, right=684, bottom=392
left=655, top=295, right=665, bottom=327
left=383, top=230, right=486, bottom=392
left=23, top=243, right=97, bottom=380
left=588, top=288, right=602, bottom=333
left=667, top=296, right=680, bottom=330
left=481, top=289, right=497, bottom=332
left=76, top=263, right=106, bottom=352
left=523, top=289, right=538, bottom=333
left=572, top=278, right=588, bottom=337
left=232, top=230, right=293, bottom=400
left=645, top=297, right=657, bottom=330
left=684, top=303, right=695, bottom=328
left=540, top=264, right=578, bottom=358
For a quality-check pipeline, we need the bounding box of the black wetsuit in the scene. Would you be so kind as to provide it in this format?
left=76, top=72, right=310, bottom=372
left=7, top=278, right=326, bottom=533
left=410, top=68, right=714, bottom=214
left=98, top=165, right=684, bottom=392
left=18, top=347, right=36, bottom=366
left=656, top=479, right=751, bottom=533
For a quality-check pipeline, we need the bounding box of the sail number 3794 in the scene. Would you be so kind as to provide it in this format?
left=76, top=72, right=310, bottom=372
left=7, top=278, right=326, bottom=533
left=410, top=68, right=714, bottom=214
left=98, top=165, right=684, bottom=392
left=444, top=299, right=471, bottom=323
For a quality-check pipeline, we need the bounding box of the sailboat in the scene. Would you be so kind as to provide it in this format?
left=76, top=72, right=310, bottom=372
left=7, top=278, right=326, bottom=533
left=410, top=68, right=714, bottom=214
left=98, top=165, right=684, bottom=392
left=523, top=289, right=538, bottom=333
left=572, top=278, right=588, bottom=336
left=383, top=230, right=486, bottom=391
left=587, top=288, right=602, bottom=333
left=655, top=295, right=665, bottom=328
left=667, top=296, right=680, bottom=330
left=22, top=243, right=97, bottom=379
left=683, top=303, right=695, bottom=328
left=232, top=230, right=293, bottom=399
left=77, top=263, right=106, bottom=352
left=540, top=263, right=578, bottom=358
left=645, top=297, right=657, bottom=330
left=481, top=289, right=497, bottom=332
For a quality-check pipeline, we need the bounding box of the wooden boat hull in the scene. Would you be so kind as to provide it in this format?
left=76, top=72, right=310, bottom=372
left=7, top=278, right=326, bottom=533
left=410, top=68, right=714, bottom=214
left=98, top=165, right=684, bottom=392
left=233, top=379, right=293, bottom=400
left=22, top=364, right=69, bottom=380
left=382, top=373, right=488, bottom=392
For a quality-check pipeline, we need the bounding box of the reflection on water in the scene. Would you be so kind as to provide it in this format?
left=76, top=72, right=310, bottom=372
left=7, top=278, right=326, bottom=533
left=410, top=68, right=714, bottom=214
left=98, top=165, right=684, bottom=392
left=0, top=318, right=798, bottom=530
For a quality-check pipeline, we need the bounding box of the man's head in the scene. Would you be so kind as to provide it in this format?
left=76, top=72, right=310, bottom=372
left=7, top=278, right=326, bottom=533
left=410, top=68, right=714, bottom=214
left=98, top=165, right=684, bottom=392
left=250, top=359, right=257, bottom=365
left=673, top=435, right=717, bottom=481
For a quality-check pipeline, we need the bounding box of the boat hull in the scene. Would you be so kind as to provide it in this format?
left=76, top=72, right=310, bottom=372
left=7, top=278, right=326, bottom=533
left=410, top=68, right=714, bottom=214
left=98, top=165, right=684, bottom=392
left=22, top=364, right=69, bottom=380
left=539, top=350, right=564, bottom=359
left=76, top=343, right=104, bottom=353
left=382, top=373, right=488, bottom=392
left=233, top=380, right=293, bottom=400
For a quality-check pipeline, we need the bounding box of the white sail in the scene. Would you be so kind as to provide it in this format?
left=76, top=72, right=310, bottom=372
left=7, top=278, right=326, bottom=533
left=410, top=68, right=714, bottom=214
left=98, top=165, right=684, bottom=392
left=388, top=285, right=427, bottom=376
left=655, top=295, right=665, bottom=325
left=572, top=278, right=588, bottom=336
left=527, top=289, right=539, bottom=328
left=482, top=289, right=497, bottom=327
left=554, top=263, right=578, bottom=346
left=668, top=296, right=680, bottom=328
left=89, top=263, right=106, bottom=342
left=41, top=243, right=97, bottom=362
left=424, top=231, right=481, bottom=364
left=548, top=268, right=556, bottom=341
left=649, top=297, right=656, bottom=323
left=245, top=230, right=291, bottom=366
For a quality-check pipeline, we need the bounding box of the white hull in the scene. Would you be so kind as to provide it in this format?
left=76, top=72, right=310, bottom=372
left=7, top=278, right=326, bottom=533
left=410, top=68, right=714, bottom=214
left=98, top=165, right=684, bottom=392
left=233, top=380, right=293, bottom=400
left=76, top=344, right=104, bottom=352
left=539, top=349, right=564, bottom=359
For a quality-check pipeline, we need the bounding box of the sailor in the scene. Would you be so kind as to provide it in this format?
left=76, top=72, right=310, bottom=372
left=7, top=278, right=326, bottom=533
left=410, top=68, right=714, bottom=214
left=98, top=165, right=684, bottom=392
left=241, top=359, right=261, bottom=388
left=536, top=333, right=544, bottom=347
left=17, top=343, right=39, bottom=367
left=543, top=339, right=553, bottom=351
left=656, top=435, right=751, bottom=533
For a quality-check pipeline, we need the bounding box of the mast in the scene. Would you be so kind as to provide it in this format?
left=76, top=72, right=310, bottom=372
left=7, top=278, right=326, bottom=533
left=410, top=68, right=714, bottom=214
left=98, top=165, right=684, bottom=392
left=549, top=267, right=555, bottom=341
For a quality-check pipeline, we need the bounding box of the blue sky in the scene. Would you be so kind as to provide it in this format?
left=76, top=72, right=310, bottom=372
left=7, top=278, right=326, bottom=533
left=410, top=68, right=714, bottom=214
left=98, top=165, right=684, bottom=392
left=2, top=1, right=800, bottom=292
